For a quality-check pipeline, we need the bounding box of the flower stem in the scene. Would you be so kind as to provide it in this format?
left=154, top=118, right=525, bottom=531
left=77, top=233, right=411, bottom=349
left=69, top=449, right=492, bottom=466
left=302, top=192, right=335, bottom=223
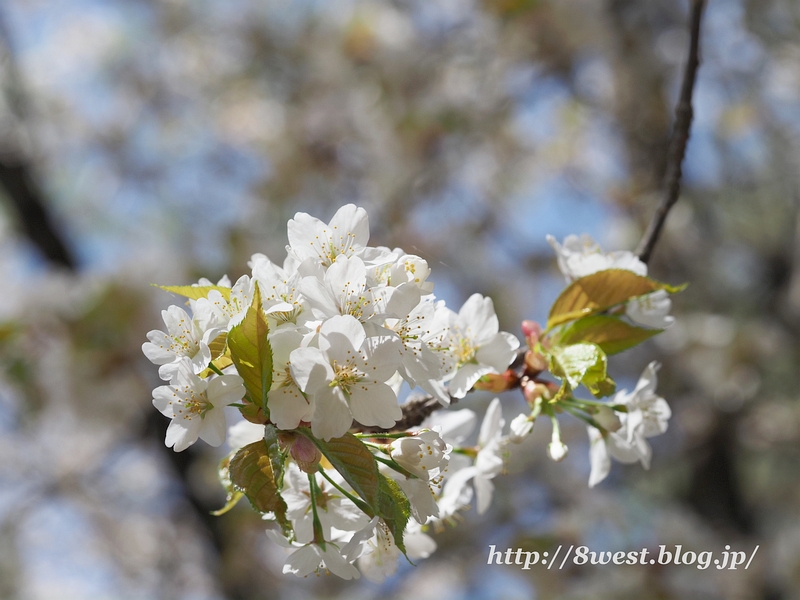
left=562, top=396, right=627, bottom=412
left=373, top=455, right=417, bottom=479
left=562, top=405, right=606, bottom=431
left=317, top=468, right=372, bottom=515
left=208, top=362, right=225, bottom=377
left=354, top=431, right=414, bottom=440
left=307, top=473, right=326, bottom=549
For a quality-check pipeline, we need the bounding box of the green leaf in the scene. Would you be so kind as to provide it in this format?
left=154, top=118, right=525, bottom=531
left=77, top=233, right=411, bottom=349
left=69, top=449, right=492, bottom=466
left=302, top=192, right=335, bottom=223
left=211, top=454, right=244, bottom=516
left=264, top=424, right=287, bottom=491
left=549, top=342, right=615, bottom=398
left=377, top=475, right=411, bottom=558
left=558, top=315, right=662, bottom=354
left=229, top=440, right=288, bottom=518
left=154, top=283, right=231, bottom=301
left=228, top=284, right=272, bottom=414
left=547, top=270, right=684, bottom=329
left=298, top=428, right=380, bottom=509
left=239, top=402, right=269, bottom=424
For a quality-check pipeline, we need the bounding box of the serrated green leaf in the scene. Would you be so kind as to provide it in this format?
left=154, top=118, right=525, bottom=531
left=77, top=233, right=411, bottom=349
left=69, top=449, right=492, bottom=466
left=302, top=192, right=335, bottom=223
left=228, top=284, right=272, bottom=414
left=587, top=376, right=616, bottom=398
left=547, top=270, right=684, bottom=329
left=211, top=454, right=244, bottom=516
left=377, top=475, right=411, bottom=558
left=558, top=315, right=662, bottom=354
left=154, top=283, right=231, bottom=301
left=549, top=342, right=616, bottom=398
left=229, top=440, right=287, bottom=518
left=298, top=428, right=380, bottom=509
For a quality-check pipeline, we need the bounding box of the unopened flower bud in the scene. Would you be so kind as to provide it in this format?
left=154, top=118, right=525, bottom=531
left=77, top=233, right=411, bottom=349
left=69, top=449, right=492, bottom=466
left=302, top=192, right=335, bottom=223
left=594, top=405, right=622, bottom=432
left=547, top=440, right=568, bottom=462
left=290, top=435, right=322, bottom=473
left=524, top=350, right=548, bottom=374
left=523, top=380, right=551, bottom=406
left=473, top=370, right=520, bottom=392
left=509, top=413, right=534, bottom=444
left=521, top=320, right=542, bottom=347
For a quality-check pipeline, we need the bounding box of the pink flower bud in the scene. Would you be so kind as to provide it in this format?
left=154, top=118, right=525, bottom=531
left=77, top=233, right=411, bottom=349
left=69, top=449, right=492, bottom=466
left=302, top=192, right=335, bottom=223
left=523, top=380, right=551, bottom=406
left=290, top=435, right=323, bottom=473
left=521, top=320, right=542, bottom=348
left=524, top=350, right=548, bottom=374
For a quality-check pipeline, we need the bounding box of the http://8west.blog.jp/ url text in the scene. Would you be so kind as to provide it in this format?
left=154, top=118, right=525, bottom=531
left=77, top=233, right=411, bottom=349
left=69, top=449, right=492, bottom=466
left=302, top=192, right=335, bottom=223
left=487, top=544, right=759, bottom=571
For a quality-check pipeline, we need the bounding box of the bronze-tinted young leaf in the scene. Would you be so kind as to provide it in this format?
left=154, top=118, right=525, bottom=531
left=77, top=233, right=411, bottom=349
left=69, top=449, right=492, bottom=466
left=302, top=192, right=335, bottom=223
left=155, top=283, right=231, bottom=301
left=240, top=402, right=269, bottom=424
left=228, top=284, right=272, bottom=413
left=547, top=270, right=683, bottom=329
left=198, top=355, right=234, bottom=379
left=377, top=474, right=411, bottom=557
left=208, top=332, right=228, bottom=360
left=558, top=315, right=662, bottom=355
left=229, top=440, right=287, bottom=517
left=298, top=428, right=380, bottom=509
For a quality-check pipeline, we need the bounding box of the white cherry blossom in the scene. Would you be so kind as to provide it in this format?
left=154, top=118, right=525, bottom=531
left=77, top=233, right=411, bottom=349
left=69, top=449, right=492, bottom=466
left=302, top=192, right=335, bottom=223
left=266, top=530, right=360, bottom=580
left=385, top=298, right=450, bottom=404
left=194, top=274, right=255, bottom=331
left=356, top=519, right=436, bottom=583
left=226, top=420, right=265, bottom=452
left=587, top=424, right=651, bottom=487
left=625, top=289, right=675, bottom=329
left=508, top=413, right=534, bottom=444
left=152, top=359, right=245, bottom=452
left=267, top=328, right=314, bottom=430
left=433, top=398, right=505, bottom=515
left=546, top=233, right=647, bottom=282
left=390, top=429, right=451, bottom=481
left=617, top=361, right=671, bottom=442
left=286, top=203, right=392, bottom=268
left=249, top=253, right=310, bottom=327
left=142, top=304, right=218, bottom=381
left=586, top=362, right=669, bottom=486
left=442, top=294, right=520, bottom=398
left=289, top=315, right=403, bottom=440
left=281, top=464, right=369, bottom=543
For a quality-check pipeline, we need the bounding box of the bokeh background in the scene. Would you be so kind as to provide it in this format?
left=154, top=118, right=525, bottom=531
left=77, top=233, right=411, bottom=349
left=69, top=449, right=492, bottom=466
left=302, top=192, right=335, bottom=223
left=0, top=0, right=798, bottom=598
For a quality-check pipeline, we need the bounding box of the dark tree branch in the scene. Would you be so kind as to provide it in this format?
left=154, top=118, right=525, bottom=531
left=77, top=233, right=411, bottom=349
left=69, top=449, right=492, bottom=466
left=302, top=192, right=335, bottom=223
left=356, top=348, right=528, bottom=434
left=0, top=160, right=77, bottom=270
left=0, top=9, right=77, bottom=271
left=356, top=394, right=458, bottom=435
left=636, top=0, right=706, bottom=264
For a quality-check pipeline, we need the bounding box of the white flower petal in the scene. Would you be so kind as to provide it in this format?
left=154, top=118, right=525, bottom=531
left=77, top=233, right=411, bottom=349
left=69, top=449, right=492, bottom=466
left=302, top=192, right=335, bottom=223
left=311, top=386, right=353, bottom=441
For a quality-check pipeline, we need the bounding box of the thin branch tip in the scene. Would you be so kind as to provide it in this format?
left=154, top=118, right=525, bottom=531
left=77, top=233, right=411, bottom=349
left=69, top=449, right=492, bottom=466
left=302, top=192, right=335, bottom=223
left=636, top=0, right=706, bottom=264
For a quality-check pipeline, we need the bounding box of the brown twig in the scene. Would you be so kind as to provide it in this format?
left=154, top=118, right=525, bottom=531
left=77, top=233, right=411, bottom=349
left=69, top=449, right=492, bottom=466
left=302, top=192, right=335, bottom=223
left=355, top=394, right=458, bottom=434
left=636, top=0, right=706, bottom=264
left=355, top=348, right=528, bottom=434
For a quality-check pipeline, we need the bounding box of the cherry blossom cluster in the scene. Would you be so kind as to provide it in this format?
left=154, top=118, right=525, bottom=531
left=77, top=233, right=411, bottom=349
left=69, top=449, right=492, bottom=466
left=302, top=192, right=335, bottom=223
left=143, top=204, right=521, bottom=580
left=142, top=206, right=678, bottom=581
